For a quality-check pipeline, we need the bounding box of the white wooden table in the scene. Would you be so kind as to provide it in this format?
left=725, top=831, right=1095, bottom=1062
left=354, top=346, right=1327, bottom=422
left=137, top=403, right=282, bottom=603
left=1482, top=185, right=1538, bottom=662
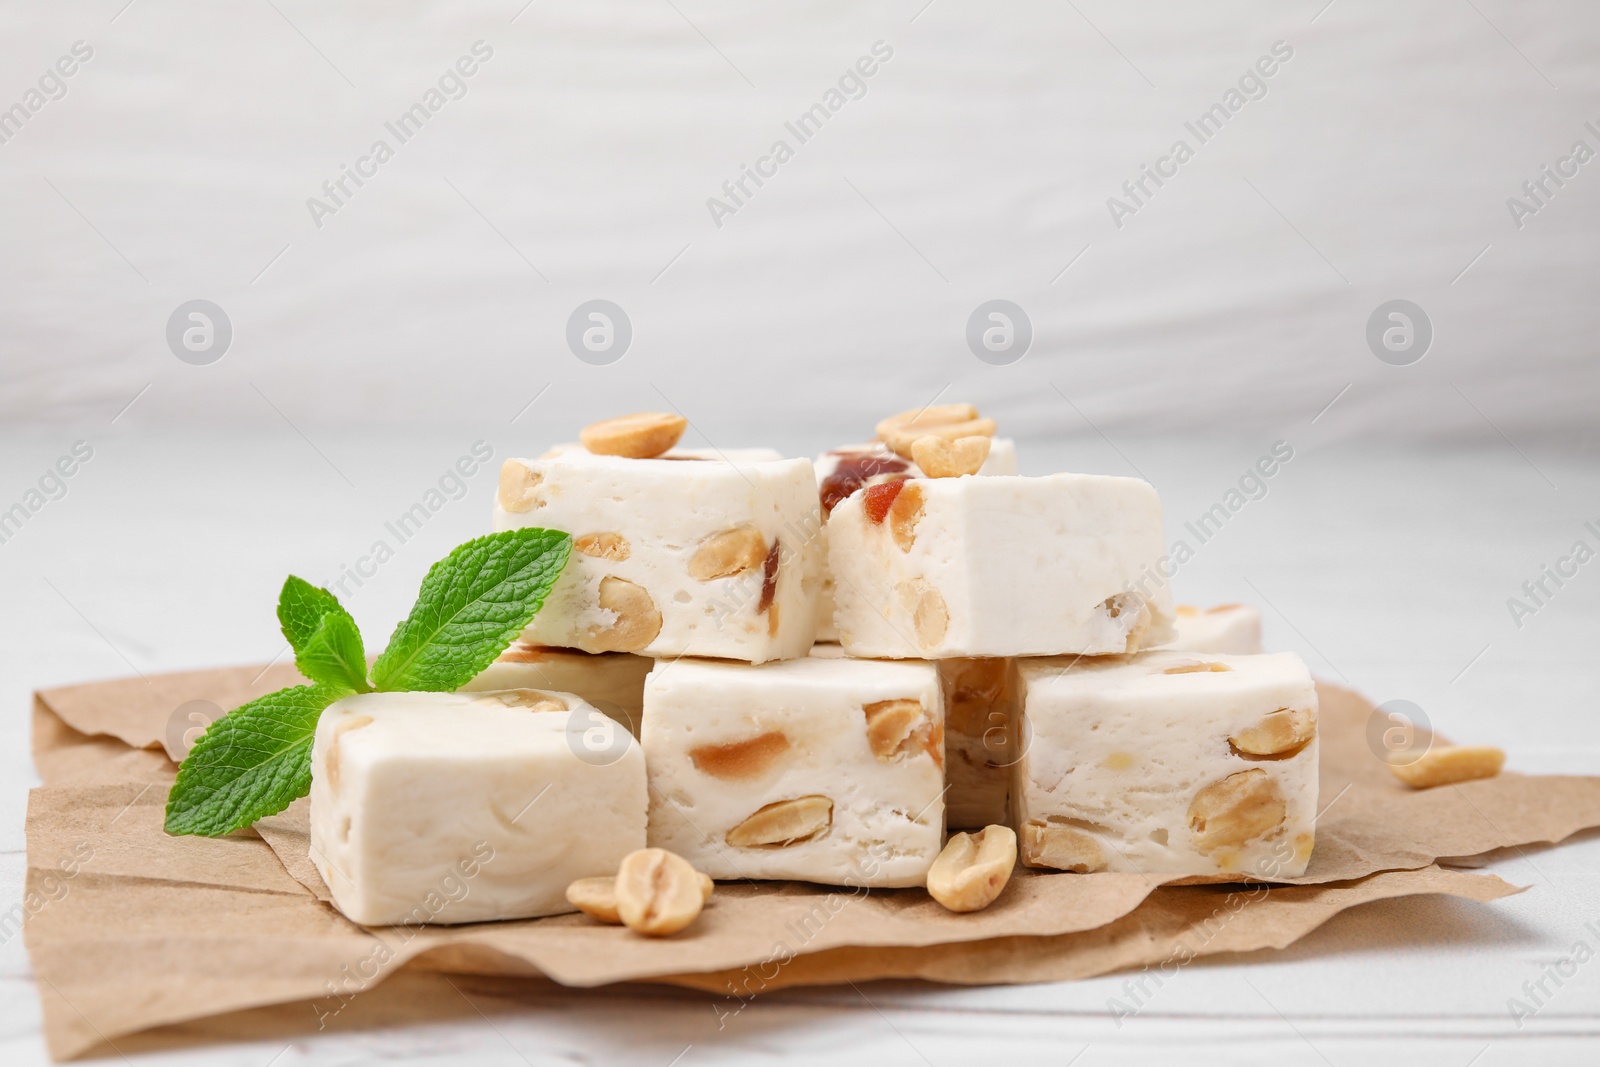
left=2, top=429, right=1596, bottom=1065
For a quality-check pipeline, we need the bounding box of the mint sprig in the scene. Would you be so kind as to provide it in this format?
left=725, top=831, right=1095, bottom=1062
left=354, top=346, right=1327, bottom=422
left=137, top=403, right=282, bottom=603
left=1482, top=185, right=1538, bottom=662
left=164, top=528, right=572, bottom=837
left=372, top=528, right=572, bottom=693
left=278, top=576, right=370, bottom=693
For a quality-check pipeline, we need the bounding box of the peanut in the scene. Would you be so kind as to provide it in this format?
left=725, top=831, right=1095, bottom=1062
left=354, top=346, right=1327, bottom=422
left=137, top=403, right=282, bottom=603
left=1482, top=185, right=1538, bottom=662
left=1019, top=821, right=1106, bottom=872
left=876, top=404, right=997, bottom=458
left=1388, top=745, right=1505, bottom=789
left=862, top=698, right=927, bottom=761
left=911, top=435, right=991, bottom=478
left=884, top=419, right=995, bottom=457
left=1188, top=769, right=1286, bottom=852
left=566, top=876, right=623, bottom=924
left=927, top=825, right=1017, bottom=912
left=877, top=402, right=979, bottom=438
left=689, top=730, right=792, bottom=780
left=726, top=796, right=833, bottom=848
left=473, top=689, right=569, bottom=713
left=579, top=412, right=688, bottom=459
left=614, top=848, right=706, bottom=936
left=899, top=579, right=948, bottom=649
left=580, top=576, right=662, bottom=653
left=887, top=481, right=925, bottom=552
left=688, top=525, right=767, bottom=580
left=568, top=869, right=713, bottom=925
left=1164, top=661, right=1233, bottom=675
left=575, top=532, right=631, bottom=561
left=497, top=461, right=542, bottom=513
left=1230, top=707, right=1316, bottom=759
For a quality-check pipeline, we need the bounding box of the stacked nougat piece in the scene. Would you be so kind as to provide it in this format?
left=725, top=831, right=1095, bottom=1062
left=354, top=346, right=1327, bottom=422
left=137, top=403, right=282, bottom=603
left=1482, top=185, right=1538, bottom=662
left=308, top=408, right=1319, bottom=927
left=809, top=406, right=1316, bottom=884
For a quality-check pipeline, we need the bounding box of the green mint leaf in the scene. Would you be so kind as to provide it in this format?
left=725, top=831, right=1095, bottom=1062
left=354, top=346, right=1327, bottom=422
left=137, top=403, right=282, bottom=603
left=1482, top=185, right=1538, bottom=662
left=277, top=575, right=343, bottom=649
left=278, top=576, right=370, bottom=692
left=164, top=684, right=348, bottom=837
left=370, top=528, right=572, bottom=693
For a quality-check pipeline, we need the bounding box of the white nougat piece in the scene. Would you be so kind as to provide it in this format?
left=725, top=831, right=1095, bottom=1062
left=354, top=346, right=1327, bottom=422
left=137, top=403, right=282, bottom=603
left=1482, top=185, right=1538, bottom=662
left=813, top=440, right=1017, bottom=642
left=461, top=640, right=652, bottom=736
left=643, top=656, right=946, bottom=887
left=1012, top=650, right=1318, bottom=879
left=310, top=690, right=646, bottom=926
left=828, top=473, right=1176, bottom=659
left=1163, top=603, right=1264, bottom=655
left=493, top=446, right=824, bottom=664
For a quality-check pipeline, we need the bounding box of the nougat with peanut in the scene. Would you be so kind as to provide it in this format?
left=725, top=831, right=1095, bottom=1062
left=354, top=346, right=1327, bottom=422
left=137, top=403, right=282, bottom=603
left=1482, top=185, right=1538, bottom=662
left=493, top=443, right=823, bottom=664
left=1011, top=650, right=1319, bottom=879
left=641, top=656, right=946, bottom=887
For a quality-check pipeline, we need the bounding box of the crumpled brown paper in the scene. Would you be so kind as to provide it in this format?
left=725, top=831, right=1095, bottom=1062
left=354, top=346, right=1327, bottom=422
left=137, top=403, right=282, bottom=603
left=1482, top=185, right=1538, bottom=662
left=24, top=667, right=1600, bottom=1060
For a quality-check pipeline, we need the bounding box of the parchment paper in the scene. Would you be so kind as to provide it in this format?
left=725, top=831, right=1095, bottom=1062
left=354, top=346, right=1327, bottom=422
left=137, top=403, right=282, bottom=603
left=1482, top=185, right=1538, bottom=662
left=25, top=666, right=1600, bottom=1060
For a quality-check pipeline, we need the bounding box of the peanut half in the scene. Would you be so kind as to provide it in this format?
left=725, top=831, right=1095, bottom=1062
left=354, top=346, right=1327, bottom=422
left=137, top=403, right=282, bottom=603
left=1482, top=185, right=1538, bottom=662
left=1388, top=745, right=1505, bottom=789
left=911, top=435, right=991, bottom=478
left=887, top=481, right=925, bottom=552
left=566, top=876, right=624, bottom=923
left=726, top=796, right=833, bottom=848
left=497, top=460, right=542, bottom=513
left=1019, top=821, right=1107, bottom=873
left=580, top=412, right=688, bottom=459
left=876, top=404, right=997, bottom=458
left=927, top=825, right=1017, bottom=912
left=472, top=689, right=569, bottom=713
left=614, top=848, right=706, bottom=936
left=688, top=525, right=768, bottom=580
left=1230, top=707, right=1316, bottom=759
left=1163, top=661, right=1233, bottom=675
left=568, top=869, right=713, bottom=925
left=1187, top=769, right=1286, bottom=852
left=862, top=698, right=926, bottom=761
left=580, top=576, right=662, bottom=653
left=897, top=578, right=949, bottom=649
left=877, top=402, right=979, bottom=438
left=575, top=532, right=631, bottom=561
left=689, top=730, right=792, bottom=780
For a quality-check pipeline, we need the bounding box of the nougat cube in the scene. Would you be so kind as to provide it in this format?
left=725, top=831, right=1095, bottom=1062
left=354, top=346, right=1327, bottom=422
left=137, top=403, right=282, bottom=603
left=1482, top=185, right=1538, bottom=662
left=1012, top=650, right=1318, bottom=879
left=814, top=440, right=1018, bottom=642
left=310, top=690, right=646, bottom=925
left=828, top=473, right=1176, bottom=659
left=1163, top=603, right=1264, bottom=655
left=642, top=656, right=946, bottom=887
left=461, top=640, right=652, bottom=736
left=493, top=446, right=823, bottom=664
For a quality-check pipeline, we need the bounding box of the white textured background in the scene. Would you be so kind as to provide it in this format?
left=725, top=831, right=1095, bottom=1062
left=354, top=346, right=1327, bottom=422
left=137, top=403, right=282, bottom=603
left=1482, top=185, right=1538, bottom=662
left=3, top=2, right=1599, bottom=1064
left=1, top=0, right=1596, bottom=446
